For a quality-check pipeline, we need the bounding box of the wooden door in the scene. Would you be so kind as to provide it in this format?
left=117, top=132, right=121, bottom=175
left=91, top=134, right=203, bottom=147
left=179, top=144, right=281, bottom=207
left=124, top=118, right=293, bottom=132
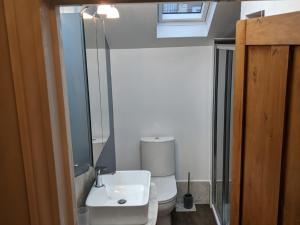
left=231, top=12, right=300, bottom=225
left=0, top=2, right=31, bottom=225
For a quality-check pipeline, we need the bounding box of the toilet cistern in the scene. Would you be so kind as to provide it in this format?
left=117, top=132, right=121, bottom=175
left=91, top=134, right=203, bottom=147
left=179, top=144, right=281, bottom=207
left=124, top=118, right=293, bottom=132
left=140, top=136, right=177, bottom=225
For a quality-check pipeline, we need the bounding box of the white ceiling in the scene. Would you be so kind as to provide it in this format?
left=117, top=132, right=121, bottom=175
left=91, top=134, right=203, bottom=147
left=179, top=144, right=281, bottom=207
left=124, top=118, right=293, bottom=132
left=84, top=2, right=241, bottom=49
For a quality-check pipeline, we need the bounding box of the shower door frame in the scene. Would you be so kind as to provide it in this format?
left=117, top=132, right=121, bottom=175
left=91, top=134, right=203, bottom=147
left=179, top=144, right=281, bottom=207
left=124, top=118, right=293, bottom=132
left=212, top=40, right=235, bottom=225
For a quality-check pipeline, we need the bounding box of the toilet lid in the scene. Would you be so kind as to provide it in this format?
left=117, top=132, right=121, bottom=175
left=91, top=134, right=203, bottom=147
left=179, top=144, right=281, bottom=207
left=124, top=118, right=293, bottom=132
left=151, top=175, right=177, bottom=204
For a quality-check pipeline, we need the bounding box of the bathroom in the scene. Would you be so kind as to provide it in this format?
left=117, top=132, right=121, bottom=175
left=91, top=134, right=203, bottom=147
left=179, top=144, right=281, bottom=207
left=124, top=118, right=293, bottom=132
left=58, top=2, right=240, bottom=224
left=57, top=1, right=300, bottom=225
left=1, top=1, right=300, bottom=225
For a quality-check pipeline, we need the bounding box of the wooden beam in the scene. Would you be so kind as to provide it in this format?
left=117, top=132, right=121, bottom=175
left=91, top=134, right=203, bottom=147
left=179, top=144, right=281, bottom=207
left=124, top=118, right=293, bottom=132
left=241, top=46, right=289, bottom=225
left=230, top=19, right=246, bottom=225
left=279, top=46, right=300, bottom=225
left=246, top=12, right=300, bottom=45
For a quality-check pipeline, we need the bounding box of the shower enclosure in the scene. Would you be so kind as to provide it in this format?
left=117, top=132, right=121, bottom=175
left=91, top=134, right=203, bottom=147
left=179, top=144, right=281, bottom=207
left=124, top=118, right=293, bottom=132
left=212, top=40, right=235, bottom=225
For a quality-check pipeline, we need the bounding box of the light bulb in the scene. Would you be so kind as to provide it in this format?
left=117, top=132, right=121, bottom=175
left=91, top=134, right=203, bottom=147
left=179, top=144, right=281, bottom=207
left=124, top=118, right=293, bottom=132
left=97, top=5, right=111, bottom=15
left=106, top=6, right=120, bottom=19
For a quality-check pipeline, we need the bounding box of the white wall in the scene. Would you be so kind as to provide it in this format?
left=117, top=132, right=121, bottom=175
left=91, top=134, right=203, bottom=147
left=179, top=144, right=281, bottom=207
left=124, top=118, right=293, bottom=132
left=86, top=49, right=110, bottom=142
left=241, top=0, right=300, bottom=19
left=86, top=49, right=105, bottom=139
left=110, top=46, right=214, bottom=181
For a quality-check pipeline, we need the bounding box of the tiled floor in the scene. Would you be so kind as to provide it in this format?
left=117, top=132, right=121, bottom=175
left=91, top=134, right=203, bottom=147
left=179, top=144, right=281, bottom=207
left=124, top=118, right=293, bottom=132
left=172, top=205, right=217, bottom=225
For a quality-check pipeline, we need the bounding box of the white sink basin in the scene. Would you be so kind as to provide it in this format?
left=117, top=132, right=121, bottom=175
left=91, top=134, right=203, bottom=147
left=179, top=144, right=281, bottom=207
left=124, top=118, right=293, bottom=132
left=86, top=170, right=151, bottom=225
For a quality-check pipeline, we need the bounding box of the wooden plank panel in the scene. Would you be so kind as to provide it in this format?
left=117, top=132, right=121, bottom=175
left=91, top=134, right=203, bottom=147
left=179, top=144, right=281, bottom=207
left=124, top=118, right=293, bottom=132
left=241, top=46, right=289, bottom=225
left=279, top=46, right=300, bottom=225
left=246, top=12, right=300, bottom=45
left=230, top=20, right=246, bottom=225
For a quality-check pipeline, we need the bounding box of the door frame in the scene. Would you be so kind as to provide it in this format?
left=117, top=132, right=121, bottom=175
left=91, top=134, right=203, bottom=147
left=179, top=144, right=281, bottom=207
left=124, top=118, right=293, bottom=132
left=1, top=1, right=191, bottom=225
left=4, top=1, right=300, bottom=225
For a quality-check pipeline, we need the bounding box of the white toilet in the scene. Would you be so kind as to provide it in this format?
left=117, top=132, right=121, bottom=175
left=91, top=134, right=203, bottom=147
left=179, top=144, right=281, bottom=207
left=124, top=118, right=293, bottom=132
left=140, top=136, right=177, bottom=225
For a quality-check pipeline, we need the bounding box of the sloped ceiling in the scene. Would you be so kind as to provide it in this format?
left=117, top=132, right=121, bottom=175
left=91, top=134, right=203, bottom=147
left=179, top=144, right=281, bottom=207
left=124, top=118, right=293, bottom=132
left=84, top=2, right=241, bottom=49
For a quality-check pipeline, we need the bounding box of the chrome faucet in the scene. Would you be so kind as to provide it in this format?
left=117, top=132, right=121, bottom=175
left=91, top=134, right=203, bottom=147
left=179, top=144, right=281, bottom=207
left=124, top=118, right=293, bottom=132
left=95, top=166, right=107, bottom=188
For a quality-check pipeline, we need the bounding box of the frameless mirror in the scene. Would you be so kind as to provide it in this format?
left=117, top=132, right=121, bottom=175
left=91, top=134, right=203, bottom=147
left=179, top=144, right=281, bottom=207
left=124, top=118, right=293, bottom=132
left=60, top=9, right=93, bottom=176
left=83, top=16, right=111, bottom=165
left=59, top=6, right=113, bottom=176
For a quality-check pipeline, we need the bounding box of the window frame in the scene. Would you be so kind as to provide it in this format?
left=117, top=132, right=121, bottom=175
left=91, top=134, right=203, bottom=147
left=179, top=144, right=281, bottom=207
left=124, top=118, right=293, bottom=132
left=158, top=2, right=210, bottom=23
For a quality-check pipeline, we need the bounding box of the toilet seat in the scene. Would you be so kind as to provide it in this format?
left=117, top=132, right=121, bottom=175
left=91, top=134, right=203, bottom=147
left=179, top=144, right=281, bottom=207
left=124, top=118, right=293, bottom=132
left=151, top=175, right=177, bottom=204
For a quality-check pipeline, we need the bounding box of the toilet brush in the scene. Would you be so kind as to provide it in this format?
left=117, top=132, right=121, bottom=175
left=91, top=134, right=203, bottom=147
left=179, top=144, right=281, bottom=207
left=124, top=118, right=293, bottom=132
left=183, top=172, right=193, bottom=209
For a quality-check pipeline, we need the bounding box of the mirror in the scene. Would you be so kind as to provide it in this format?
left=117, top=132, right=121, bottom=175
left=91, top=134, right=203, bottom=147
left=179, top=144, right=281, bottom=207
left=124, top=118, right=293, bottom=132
left=59, top=7, right=113, bottom=176
left=60, top=11, right=93, bottom=176
left=83, top=17, right=111, bottom=165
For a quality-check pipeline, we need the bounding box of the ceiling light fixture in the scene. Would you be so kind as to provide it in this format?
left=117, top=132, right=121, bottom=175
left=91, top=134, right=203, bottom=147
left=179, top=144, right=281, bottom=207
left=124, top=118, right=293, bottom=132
left=97, top=4, right=120, bottom=19
left=106, top=6, right=120, bottom=19
left=97, top=5, right=111, bottom=15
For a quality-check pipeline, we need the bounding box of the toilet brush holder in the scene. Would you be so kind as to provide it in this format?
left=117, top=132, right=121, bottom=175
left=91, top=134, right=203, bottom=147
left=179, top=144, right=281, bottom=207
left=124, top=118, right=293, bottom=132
left=183, top=172, right=193, bottom=209
left=183, top=193, right=193, bottom=209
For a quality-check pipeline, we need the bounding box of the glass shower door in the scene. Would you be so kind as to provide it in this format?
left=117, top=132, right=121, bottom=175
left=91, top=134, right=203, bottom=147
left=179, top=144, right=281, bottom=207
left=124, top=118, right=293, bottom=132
left=214, top=49, right=226, bottom=220
left=212, top=44, right=235, bottom=225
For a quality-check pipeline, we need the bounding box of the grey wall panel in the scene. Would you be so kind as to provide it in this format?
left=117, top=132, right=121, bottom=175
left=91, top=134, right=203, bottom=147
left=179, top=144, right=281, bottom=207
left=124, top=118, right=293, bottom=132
left=97, top=38, right=116, bottom=173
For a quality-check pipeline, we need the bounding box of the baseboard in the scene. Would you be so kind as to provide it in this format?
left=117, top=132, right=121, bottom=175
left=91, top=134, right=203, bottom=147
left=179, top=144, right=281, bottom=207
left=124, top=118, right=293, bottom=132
left=176, top=179, right=210, bottom=182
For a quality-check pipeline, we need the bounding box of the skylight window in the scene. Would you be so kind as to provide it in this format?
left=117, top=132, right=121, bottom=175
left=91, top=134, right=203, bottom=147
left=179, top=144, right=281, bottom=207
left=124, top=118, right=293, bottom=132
left=159, top=2, right=210, bottom=22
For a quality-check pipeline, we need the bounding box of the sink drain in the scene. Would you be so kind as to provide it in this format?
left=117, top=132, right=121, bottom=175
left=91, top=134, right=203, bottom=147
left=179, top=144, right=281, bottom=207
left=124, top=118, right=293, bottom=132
left=118, top=199, right=127, bottom=205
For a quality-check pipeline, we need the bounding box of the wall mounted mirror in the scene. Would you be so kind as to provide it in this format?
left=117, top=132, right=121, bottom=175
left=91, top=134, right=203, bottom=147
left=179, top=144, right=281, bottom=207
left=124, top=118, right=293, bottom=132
left=60, top=11, right=93, bottom=176
left=59, top=7, right=114, bottom=176
left=83, top=16, right=111, bottom=166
